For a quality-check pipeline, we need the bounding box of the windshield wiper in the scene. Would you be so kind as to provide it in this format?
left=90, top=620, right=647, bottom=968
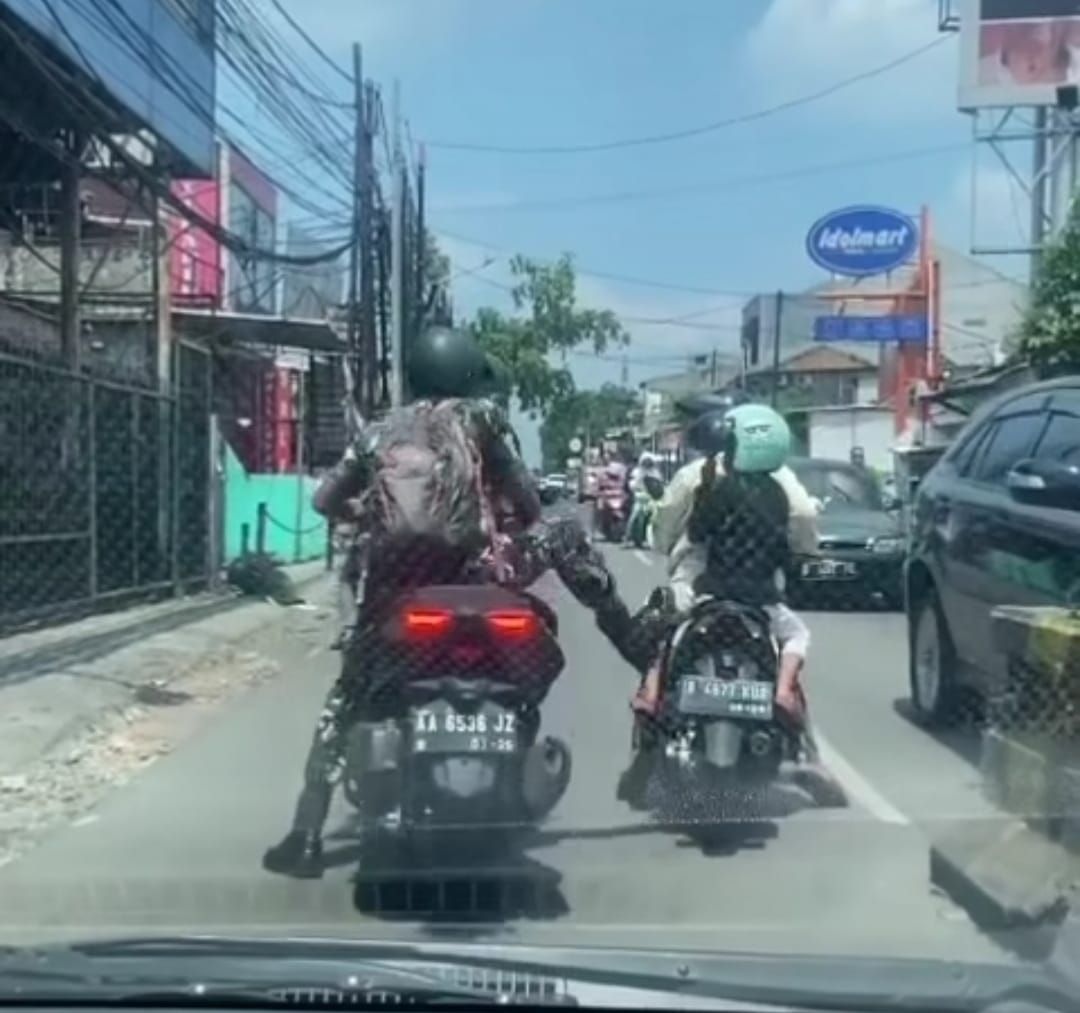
left=0, top=935, right=1072, bottom=1012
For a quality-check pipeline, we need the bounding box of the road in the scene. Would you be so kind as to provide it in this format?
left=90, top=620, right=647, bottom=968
left=0, top=541, right=1017, bottom=965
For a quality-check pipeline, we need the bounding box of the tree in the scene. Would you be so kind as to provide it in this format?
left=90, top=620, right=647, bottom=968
left=468, top=254, right=629, bottom=414
left=539, top=385, right=638, bottom=472
left=1019, top=201, right=1080, bottom=373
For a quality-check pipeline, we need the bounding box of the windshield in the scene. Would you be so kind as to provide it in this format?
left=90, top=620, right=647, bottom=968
left=2, top=0, right=1074, bottom=1005
left=791, top=462, right=883, bottom=511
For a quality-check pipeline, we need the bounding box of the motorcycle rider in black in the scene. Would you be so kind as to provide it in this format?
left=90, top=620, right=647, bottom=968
left=263, top=327, right=651, bottom=878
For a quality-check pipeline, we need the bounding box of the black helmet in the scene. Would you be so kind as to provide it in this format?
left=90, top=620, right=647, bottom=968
left=685, top=409, right=735, bottom=456
left=407, top=326, right=494, bottom=399
left=673, top=389, right=748, bottom=422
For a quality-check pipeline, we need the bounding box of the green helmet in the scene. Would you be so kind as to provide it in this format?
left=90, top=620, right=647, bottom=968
left=725, top=403, right=791, bottom=474
left=407, top=326, right=494, bottom=399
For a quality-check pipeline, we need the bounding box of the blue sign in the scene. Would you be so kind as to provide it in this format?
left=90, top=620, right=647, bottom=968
left=814, top=314, right=928, bottom=344
left=806, top=206, right=919, bottom=278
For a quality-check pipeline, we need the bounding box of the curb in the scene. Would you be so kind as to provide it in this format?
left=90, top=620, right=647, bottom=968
left=930, top=817, right=1076, bottom=933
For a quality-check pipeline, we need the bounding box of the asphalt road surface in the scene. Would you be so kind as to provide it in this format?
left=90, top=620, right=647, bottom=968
left=0, top=540, right=1022, bottom=966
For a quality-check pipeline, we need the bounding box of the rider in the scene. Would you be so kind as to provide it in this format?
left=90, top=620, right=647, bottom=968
left=642, top=403, right=819, bottom=718
left=263, top=327, right=648, bottom=878
left=623, top=451, right=663, bottom=546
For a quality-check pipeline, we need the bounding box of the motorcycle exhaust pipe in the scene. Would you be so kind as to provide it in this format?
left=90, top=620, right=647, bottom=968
left=521, top=736, right=572, bottom=820
left=747, top=730, right=773, bottom=758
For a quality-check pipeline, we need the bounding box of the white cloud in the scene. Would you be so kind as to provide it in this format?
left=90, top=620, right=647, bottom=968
left=742, top=0, right=958, bottom=124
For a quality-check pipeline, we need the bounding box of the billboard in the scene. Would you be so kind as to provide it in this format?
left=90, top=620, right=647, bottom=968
left=959, top=0, right=1080, bottom=109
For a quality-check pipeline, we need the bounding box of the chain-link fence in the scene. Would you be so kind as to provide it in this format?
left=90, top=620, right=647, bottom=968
left=0, top=342, right=213, bottom=633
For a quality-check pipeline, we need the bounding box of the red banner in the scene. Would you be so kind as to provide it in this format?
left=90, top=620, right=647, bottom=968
left=169, top=179, right=222, bottom=306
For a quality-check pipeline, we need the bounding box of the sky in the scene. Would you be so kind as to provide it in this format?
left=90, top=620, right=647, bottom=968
left=258, top=0, right=1032, bottom=465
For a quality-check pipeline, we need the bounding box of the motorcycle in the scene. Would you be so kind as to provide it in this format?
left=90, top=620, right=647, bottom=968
left=620, top=594, right=802, bottom=820
left=594, top=483, right=629, bottom=543
left=342, top=582, right=571, bottom=871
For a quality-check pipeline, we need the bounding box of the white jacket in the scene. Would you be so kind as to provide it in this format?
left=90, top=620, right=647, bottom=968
left=650, top=458, right=819, bottom=604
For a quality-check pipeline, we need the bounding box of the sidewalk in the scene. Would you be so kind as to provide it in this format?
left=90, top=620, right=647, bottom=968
left=0, top=561, right=331, bottom=777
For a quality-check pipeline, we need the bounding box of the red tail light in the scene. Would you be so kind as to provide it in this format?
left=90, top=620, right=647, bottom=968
left=403, top=607, right=454, bottom=638
left=486, top=609, right=540, bottom=639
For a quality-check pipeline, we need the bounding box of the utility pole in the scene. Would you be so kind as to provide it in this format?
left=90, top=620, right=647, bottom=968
left=389, top=79, right=405, bottom=407
left=414, top=142, right=426, bottom=343
left=346, top=43, right=364, bottom=423
left=770, top=289, right=784, bottom=408
left=59, top=128, right=83, bottom=370
left=361, top=81, right=378, bottom=415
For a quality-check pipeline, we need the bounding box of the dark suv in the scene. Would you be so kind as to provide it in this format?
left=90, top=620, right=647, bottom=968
left=905, top=378, right=1080, bottom=724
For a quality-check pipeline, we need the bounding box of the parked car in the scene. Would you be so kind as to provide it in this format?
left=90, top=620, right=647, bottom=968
left=538, top=473, right=569, bottom=505
left=786, top=457, right=905, bottom=611
left=905, top=378, right=1080, bottom=725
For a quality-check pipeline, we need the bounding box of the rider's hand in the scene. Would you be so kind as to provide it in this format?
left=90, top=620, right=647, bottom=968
left=701, top=454, right=717, bottom=487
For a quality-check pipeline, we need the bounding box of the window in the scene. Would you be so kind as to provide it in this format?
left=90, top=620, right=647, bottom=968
left=790, top=462, right=882, bottom=511
left=1034, top=412, right=1080, bottom=466
left=971, top=412, right=1047, bottom=484
left=951, top=422, right=991, bottom=477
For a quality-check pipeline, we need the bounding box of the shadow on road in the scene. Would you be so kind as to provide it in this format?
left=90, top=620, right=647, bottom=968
left=891, top=697, right=983, bottom=768
left=320, top=819, right=570, bottom=926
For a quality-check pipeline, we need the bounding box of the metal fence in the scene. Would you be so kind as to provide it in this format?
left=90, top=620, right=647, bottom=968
left=0, top=342, right=213, bottom=632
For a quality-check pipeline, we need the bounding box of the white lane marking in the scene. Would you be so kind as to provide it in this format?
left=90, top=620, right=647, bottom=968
left=813, top=730, right=909, bottom=825
left=633, top=550, right=655, bottom=567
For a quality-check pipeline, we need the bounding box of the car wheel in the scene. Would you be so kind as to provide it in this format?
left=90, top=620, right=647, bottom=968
left=909, top=591, right=958, bottom=726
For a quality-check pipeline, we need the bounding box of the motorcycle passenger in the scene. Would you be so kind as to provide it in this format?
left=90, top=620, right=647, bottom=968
left=263, top=327, right=648, bottom=879
left=623, top=451, right=663, bottom=547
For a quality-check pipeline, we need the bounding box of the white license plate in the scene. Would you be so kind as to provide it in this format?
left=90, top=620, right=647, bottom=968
left=801, top=559, right=858, bottom=580
left=677, top=677, right=774, bottom=721
left=410, top=704, right=518, bottom=755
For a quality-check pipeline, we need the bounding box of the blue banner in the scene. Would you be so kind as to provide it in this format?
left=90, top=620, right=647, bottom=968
left=813, top=314, right=928, bottom=344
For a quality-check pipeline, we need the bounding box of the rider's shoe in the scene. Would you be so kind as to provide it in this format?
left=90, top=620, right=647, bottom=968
left=262, top=830, right=324, bottom=879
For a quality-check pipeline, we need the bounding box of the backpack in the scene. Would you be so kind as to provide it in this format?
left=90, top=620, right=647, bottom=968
left=366, top=399, right=495, bottom=553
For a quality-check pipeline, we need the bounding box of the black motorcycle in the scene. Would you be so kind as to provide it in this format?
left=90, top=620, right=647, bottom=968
left=342, top=583, right=571, bottom=870
left=621, top=595, right=802, bottom=820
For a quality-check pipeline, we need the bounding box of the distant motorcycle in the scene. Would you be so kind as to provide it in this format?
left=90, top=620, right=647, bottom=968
left=627, top=475, right=664, bottom=549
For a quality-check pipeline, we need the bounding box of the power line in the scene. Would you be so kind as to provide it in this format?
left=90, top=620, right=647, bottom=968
left=268, top=0, right=354, bottom=85
left=425, top=36, right=950, bottom=154
left=433, top=142, right=967, bottom=214
left=0, top=15, right=348, bottom=266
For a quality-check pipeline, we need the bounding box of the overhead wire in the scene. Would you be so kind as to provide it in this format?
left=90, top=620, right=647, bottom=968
left=424, top=36, right=951, bottom=154
left=0, top=13, right=348, bottom=265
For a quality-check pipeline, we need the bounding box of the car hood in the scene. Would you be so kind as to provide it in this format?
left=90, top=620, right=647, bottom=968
left=817, top=507, right=901, bottom=543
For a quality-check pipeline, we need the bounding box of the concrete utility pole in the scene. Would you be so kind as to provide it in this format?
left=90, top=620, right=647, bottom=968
left=389, top=79, right=405, bottom=407
left=347, top=43, right=364, bottom=420
left=770, top=290, right=784, bottom=409
left=59, top=128, right=83, bottom=371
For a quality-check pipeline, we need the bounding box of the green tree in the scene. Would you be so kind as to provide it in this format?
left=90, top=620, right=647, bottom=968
left=468, top=254, right=629, bottom=413
left=1019, top=202, right=1080, bottom=373
left=539, top=385, right=638, bottom=473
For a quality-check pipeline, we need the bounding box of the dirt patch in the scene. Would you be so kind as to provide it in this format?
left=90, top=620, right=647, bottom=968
left=0, top=645, right=280, bottom=867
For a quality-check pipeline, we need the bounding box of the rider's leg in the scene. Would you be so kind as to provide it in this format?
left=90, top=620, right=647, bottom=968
left=263, top=671, right=355, bottom=878
left=765, top=603, right=810, bottom=718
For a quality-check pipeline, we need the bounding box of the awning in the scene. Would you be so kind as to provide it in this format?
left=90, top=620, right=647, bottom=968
left=173, top=308, right=345, bottom=354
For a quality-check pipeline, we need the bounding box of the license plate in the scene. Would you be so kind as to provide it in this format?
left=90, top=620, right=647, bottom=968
left=677, top=677, right=774, bottom=721
left=800, top=558, right=858, bottom=580
left=410, top=702, right=518, bottom=755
